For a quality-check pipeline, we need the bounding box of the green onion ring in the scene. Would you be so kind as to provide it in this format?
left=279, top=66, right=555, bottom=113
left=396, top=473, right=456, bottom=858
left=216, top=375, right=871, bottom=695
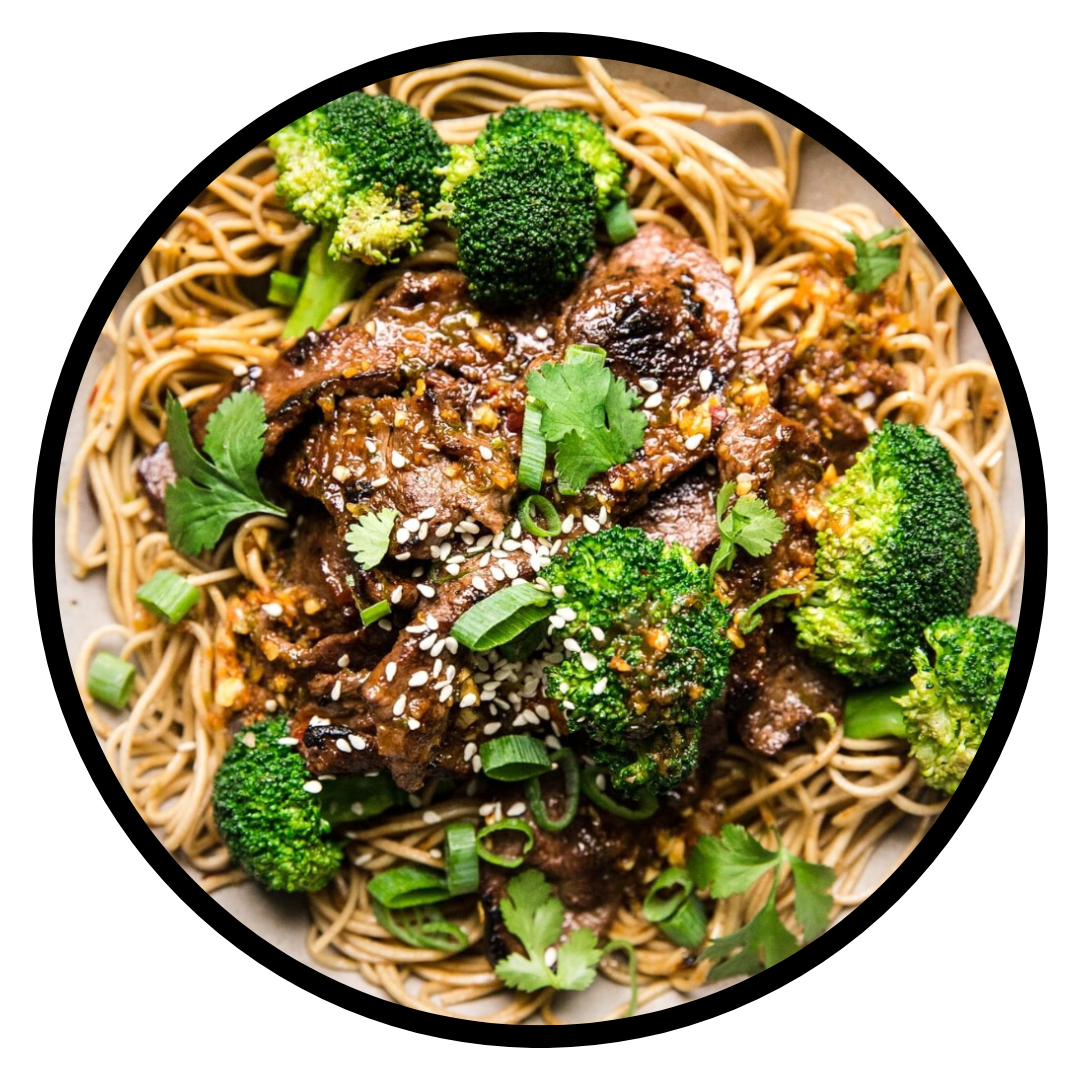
left=581, top=767, right=659, bottom=821
left=642, top=866, right=694, bottom=923
left=372, top=902, right=469, bottom=952
left=525, top=748, right=580, bottom=832
left=658, top=895, right=709, bottom=950
left=517, top=494, right=561, bottom=538
left=443, top=821, right=480, bottom=896
left=478, top=734, right=552, bottom=781
left=475, top=819, right=536, bottom=868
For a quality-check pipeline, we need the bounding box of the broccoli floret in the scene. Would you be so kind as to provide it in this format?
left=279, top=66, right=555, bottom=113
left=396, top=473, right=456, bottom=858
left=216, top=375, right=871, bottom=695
left=844, top=615, right=1015, bottom=793
left=269, top=93, right=449, bottom=337
left=213, top=716, right=403, bottom=892
left=438, top=136, right=599, bottom=308
left=791, top=421, right=980, bottom=685
left=542, top=526, right=731, bottom=794
left=477, top=106, right=628, bottom=213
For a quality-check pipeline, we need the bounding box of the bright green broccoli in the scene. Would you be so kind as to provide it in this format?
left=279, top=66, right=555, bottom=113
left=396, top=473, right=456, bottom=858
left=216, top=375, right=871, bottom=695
left=844, top=615, right=1015, bottom=793
left=791, top=421, right=980, bottom=685
left=542, top=526, right=731, bottom=795
left=213, top=716, right=403, bottom=892
left=269, top=93, right=449, bottom=337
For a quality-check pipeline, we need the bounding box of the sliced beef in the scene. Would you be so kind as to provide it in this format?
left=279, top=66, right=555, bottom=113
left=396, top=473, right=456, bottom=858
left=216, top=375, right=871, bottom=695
left=553, top=225, right=739, bottom=515
left=778, top=347, right=905, bottom=471
left=626, top=464, right=721, bottom=561
left=478, top=784, right=638, bottom=964
left=731, top=339, right=797, bottom=402
left=281, top=391, right=516, bottom=555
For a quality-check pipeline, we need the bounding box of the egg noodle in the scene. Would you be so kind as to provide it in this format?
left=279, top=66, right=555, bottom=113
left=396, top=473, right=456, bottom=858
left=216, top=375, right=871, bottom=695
left=65, top=56, right=1024, bottom=1023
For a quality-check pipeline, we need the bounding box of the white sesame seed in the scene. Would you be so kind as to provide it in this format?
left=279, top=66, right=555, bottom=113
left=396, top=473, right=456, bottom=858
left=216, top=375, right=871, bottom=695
left=593, top=677, right=609, bottom=695
left=483, top=721, right=501, bottom=735
left=371, top=476, right=390, bottom=488
left=350, top=802, right=367, bottom=818
left=405, top=624, right=427, bottom=635
left=438, top=542, right=452, bottom=560
left=464, top=742, right=478, bottom=762
left=536, top=705, right=551, bottom=721
left=417, top=583, right=436, bottom=599
left=303, top=780, right=323, bottom=794
left=556, top=607, right=577, bottom=622
left=417, top=522, right=429, bottom=541
left=431, top=639, right=446, bottom=658
left=535, top=325, right=549, bottom=340
left=479, top=803, right=496, bottom=816
left=418, top=507, right=437, bottom=521
left=563, top=638, right=580, bottom=653
left=552, top=585, right=567, bottom=599
left=583, top=515, right=600, bottom=534
left=393, top=694, right=407, bottom=716
left=460, top=693, right=478, bottom=708
left=422, top=810, right=440, bottom=824
left=348, top=734, right=367, bottom=751
left=261, top=602, right=283, bottom=617
left=699, top=369, right=715, bottom=391
left=395, top=551, right=411, bottom=561
left=232, top=362, right=249, bottom=377
left=502, top=560, right=519, bottom=579
left=331, top=465, right=352, bottom=483
left=276, top=736, right=299, bottom=747
left=365, top=438, right=378, bottom=454
left=337, top=653, right=350, bottom=668
left=591, top=626, right=606, bottom=642
left=855, top=390, right=877, bottom=409
left=439, top=684, right=453, bottom=701
left=685, top=433, right=704, bottom=451
left=501, top=539, right=521, bottom=552
left=595, top=772, right=607, bottom=791
left=331, top=680, right=342, bottom=701
left=395, top=527, right=411, bottom=545
left=351, top=852, right=373, bottom=867
left=435, top=522, right=454, bottom=539
left=507, top=802, right=527, bottom=817
left=408, top=671, right=429, bottom=688
left=581, top=652, right=599, bottom=672
left=264, top=698, right=278, bottom=712
left=471, top=576, right=488, bottom=593
left=310, top=718, right=330, bottom=727
left=335, top=738, right=353, bottom=753
left=479, top=445, right=494, bottom=461
left=511, top=716, right=527, bottom=727
left=545, top=946, right=558, bottom=968
left=426, top=615, right=439, bottom=630
left=391, top=451, right=407, bottom=469
left=447, top=563, right=462, bottom=575
left=548, top=615, right=566, bottom=631
left=407, top=718, right=421, bottom=730
left=544, top=735, right=562, bottom=750
left=378, top=618, right=393, bottom=631
left=491, top=567, right=506, bottom=582
left=389, top=585, right=404, bottom=605
left=385, top=661, right=398, bottom=681
left=640, top=377, right=659, bottom=393
left=561, top=514, right=575, bottom=535
left=644, top=392, right=664, bottom=410
left=479, top=552, right=492, bottom=568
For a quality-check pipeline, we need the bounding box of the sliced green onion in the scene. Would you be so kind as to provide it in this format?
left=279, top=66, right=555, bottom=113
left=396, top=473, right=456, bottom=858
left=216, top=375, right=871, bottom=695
left=320, top=773, right=403, bottom=826
left=498, top=620, right=548, bottom=661
left=603, top=199, right=638, bottom=244
left=444, top=821, right=479, bottom=896
left=373, top=902, right=469, bottom=952
left=601, top=939, right=639, bottom=1017
left=479, top=735, right=552, bottom=781
left=267, top=270, right=301, bottom=307
left=476, top=819, right=536, bottom=868
left=518, top=402, right=547, bottom=491
left=642, top=867, right=694, bottom=923
left=658, top=895, right=708, bottom=949
left=367, top=865, right=451, bottom=909
left=525, top=748, right=580, bottom=832
left=135, top=570, right=200, bottom=624
left=517, top=494, right=561, bottom=538
left=451, top=582, right=552, bottom=651
left=563, top=343, right=608, bottom=363
left=361, top=600, right=392, bottom=627
left=581, top=767, right=659, bottom=821
left=87, top=652, right=137, bottom=709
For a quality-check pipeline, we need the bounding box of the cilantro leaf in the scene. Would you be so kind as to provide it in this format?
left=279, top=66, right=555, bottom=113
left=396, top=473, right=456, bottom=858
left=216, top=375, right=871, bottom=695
left=525, top=346, right=646, bottom=495
left=844, top=228, right=906, bottom=293
left=494, top=869, right=604, bottom=994
left=344, top=508, right=399, bottom=570
left=710, top=484, right=784, bottom=574
left=789, top=855, right=836, bottom=942
left=702, top=887, right=799, bottom=980
left=163, top=392, right=285, bottom=557
left=688, top=825, right=782, bottom=898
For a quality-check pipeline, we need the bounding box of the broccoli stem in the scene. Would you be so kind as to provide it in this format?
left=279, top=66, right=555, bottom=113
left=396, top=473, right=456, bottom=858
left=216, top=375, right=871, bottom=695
left=603, top=199, right=638, bottom=244
left=843, top=683, right=911, bottom=740
left=283, top=230, right=365, bottom=338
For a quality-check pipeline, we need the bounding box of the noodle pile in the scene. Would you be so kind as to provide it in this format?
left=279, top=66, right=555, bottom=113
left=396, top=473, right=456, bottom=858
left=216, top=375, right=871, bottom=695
left=65, top=56, right=1024, bottom=1023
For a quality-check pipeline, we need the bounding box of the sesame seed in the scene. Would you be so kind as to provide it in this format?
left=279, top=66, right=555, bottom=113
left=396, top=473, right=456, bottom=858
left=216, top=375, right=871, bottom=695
left=391, top=451, right=407, bottom=469
left=419, top=634, right=437, bottom=651
left=405, top=624, right=427, bottom=635
left=548, top=615, right=566, bottom=631
left=583, top=515, right=600, bottom=534
left=535, top=325, right=549, bottom=340
left=232, top=362, right=249, bottom=377
left=337, top=653, right=350, bottom=668
left=435, top=522, right=453, bottom=539
left=644, top=392, right=663, bottom=410
left=479, top=803, right=495, bottom=816
left=483, top=721, right=501, bottom=735
left=640, top=377, right=659, bottom=393
left=561, top=514, right=575, bottom=534
left=395, top=527, right=411, bottom=544
left=276, top=736, right=299, bottom=747
left=460, top=693, right=478, bottom=708
left=536, top=705, right=551, bottom=721
left=581, top=652, right=599, bottom=671
left=552, top=585, right=567, bottom=599
left=491, top=567, right=506, bottom=582
left=402, top=518, right=420, bottom=534
left=393, top=694, right=407, bottom=716
left=507, top=802, right=527, bottom=817
left=365, top=438, right=378, bottom=453
left=699, top=369, right=715, bottom=391
left=419, top=507, right=437, bottom=521
left=591, top=626, right=606, bottom=642
left=544, top=946, right=558, bottom=968
left=464, top=741, right=478, bottom=762
left=501, top=539, right=521, bottom=552
left=439, top=542, right=452, bottom=561
left=348, top=734, right=367, bottom=750
left=408, top=794, right=423, bottom=808
left=479, top=552, right=492, bottom=568
left=418, top=523, right=429, bottom=541
left=479, top=445, right=494, bottom=461
left=511, top=716, right=527, bottom=727
left=501, top=559, right=519, bottom=579
left=418, top=583, right=436, bottom=599
left=261, top=602, right=283, bottom=617
left=556, top=606, right=577, bottom=622
left=407, top=718, right=421, bottom=730
left=302, top=780, right=323, bottom=794
left=371, top=476, right=390, bottom=489
left=430, top=545, right=443, bottom=559
left=264, top=699, right=278, bottom=712
left=472, top=755, right=483, bottom=773
left=544, top=734, right=562, bottom=750
left=595, top=773, right=607, bottom=791
left=598, top=505, right=608, bottom=524
left=447, top=564, right=461, bottom=576
left=422, top=810, right=440, bottom=824
left=378, top=618, right=393, bottom=631
left=471, top=575, right=488, bottom=593
left=394, top=551, right=411, bottom=561
left=593, top=677, right=608, bottom=695
left=385, top=661, right=398, bottom=681
left=431, top=639, right=446, bottom=658
left=390, top=585, right=404, bottom=604
left=685, top=433, right=704, bottom=451
left=439, top=684, right=453, bottom=701
left=331, top=465, right=352, bottom=483
left=409, top=671, right=429, bottom=688
left=331, top=680, right=342, bottom=701
left=563, top=638, right=580, bottom=653
left=310, top=718, right=330, bottom=727
left=351, top=852, right=373, bottom=867
left=350, top=802, right=367, bottom=817
left=426, top=615, right=439, bottom=630
left=335, top=738, right=353, bottom=753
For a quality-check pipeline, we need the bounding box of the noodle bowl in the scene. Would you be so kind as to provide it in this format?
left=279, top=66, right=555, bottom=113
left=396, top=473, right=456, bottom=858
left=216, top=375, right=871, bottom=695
left=61, top=55, right=1024, bottom=1023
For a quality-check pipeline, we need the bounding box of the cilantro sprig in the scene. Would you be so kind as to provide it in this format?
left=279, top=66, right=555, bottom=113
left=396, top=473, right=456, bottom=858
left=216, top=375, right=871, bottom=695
left=844, top=227, right=906, bottom=293
left=689, top=824, right=835, bottom=980
left=163, top=391, right=285, bottom=557
left=495, top=869, right=637, bottom=1011
left=710, top=481, right=785, bottom=575
left=345, top=508, right=399, bottom=570
left=524, top=344, right=646, bottom=495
